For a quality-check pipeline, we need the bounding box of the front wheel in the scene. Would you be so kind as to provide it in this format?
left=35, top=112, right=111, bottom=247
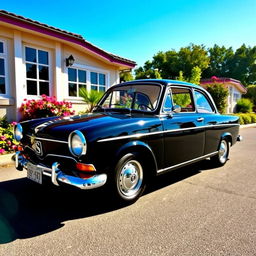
left=114, top=153, right=146, bottom=203
left=211, top=138, right=230, bottom=167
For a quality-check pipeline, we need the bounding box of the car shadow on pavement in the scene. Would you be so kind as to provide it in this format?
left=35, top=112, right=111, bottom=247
left=0, top=160, right=214, bottom=244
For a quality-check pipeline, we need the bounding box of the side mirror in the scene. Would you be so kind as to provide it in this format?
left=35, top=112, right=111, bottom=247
left=173, top=105, right=181, bottom=113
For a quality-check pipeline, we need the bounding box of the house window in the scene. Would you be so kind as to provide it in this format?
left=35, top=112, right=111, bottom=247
left=25, top=46, right=49, bottom=96
left=68, top=67, right=87, bottom=97
left=90, top=72, right=106, bottom=92
left=0, top=41, right=7, bottom=95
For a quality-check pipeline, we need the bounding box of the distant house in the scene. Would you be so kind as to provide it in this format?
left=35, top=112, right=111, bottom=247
left=200, top=77, right=247, bottom=113
left=0, top=10, right=136, bottom=121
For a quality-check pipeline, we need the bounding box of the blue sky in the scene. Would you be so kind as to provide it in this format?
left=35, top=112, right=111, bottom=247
left=1, top=0, right=256, bottom=67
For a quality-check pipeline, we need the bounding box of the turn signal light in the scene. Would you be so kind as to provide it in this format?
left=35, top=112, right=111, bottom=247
left=76, top=163, right=96, bottom=172
left=17, top=145, right=23, bottom=151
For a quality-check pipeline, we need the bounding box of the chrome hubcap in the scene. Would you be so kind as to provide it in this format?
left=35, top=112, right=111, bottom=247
left=118, top=160, right=143, bottom=199
left=219, top=140, right=228, bottom=163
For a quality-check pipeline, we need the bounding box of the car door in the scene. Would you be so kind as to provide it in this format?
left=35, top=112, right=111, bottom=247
left=193, top=89, right=223, bottom=154
left=162, top=86, right=205, bottom=169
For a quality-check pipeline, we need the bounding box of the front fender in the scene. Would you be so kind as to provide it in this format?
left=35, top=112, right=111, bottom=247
left=115, top=140, right=158, bottom=175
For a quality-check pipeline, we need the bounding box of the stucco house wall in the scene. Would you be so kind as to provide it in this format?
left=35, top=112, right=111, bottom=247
left=0, top=10, right=136, bottom=121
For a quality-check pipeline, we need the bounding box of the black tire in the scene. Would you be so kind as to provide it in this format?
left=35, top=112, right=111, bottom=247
left=112, top=153, right=147, bottom=204
left=211, top=138, right=230, bottom=167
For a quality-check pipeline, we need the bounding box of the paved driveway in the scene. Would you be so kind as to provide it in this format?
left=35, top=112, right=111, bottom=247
left=0, top=127, right=256, bottom=256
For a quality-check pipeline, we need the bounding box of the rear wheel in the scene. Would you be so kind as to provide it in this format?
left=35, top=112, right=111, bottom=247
left=113, top=153, right=146, bottom=203
left=211, top=138, right=230, bottom=166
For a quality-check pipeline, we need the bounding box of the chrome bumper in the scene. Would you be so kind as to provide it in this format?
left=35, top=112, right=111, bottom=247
left=15, top=151, right=107, bottom=190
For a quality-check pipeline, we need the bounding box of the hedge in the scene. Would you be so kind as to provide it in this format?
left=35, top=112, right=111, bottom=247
left=232, top=113, right=256, bottom=125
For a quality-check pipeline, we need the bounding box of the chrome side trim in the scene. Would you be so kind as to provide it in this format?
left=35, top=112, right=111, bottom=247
left=28, top=135, right=68, bottom=144
left=97, top=123, right=239, bottom=142
left=157, top=151, right=218, bottom=174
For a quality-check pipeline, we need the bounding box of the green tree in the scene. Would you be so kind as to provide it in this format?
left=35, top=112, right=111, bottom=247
left=244, top=84, right=256, bottom=105
left=135, top=44, right=209, bottom=80
left=203, top=44, right=234, bottom=78
left=189, top=66, right=202, bottom=84
left=205, top=83, right=229, bottom=114
left=120, top=71, right=134, bottom=82
left=177, top=66, right=202, bottom=85
left=79, top=88, right=104, bottom=112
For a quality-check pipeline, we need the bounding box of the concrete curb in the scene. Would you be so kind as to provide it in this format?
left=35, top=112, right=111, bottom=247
left=0, top=153, right=14, bottom=167
left=240, top=123, right=256, bottom=129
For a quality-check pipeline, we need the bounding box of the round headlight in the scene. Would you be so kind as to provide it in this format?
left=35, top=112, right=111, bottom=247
left=14, top=123, right=23, bottom=141
left=68, top=130, right=87, bottom=157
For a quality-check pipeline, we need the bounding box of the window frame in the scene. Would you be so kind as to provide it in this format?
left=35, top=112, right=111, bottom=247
left=193, top=89, right=216, bottom=114
left=0, top=39, right=9, bottom=97
left=65, top=63, right=109, bottom=100
left=23, top=45, right=51, bottom=98
left=67, top=67, right=87, bottom=98
left=90, top=71, right=107, bottom=92
left=170, top=86, right=196, bottom=114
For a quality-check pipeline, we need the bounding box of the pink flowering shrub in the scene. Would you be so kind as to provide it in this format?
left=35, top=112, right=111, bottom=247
left=20, top=95, right=75, bottom=120
left=0, top=118, right=19, bottom=155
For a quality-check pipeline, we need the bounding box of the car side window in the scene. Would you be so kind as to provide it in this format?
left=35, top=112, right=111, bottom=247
left=171, top=87, right=195, bottom=112
left=194, top=90, right=214, bottom=113
left=163, top=89, right=173, bottom=112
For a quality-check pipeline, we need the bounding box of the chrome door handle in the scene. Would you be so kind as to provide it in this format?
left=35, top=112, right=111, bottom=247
left=197, top=117, right=204, bottom=122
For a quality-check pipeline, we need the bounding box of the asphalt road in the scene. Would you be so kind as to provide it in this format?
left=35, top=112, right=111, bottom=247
left=0, top=127, right=256, bottom=256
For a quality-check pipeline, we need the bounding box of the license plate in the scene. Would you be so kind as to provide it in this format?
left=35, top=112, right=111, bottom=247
left=27, top=162, right=42, bottom=184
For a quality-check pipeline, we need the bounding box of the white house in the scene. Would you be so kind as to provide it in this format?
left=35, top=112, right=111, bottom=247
left=200, top=77, right=247, bottom=113
left=0, top=10, right=136, bottom=121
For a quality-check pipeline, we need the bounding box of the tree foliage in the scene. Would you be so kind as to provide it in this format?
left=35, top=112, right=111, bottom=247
left=135, top=43, right=256, bottom=86
left=244, top=84, right=256, bottom=105
left=205, top=83, right=229, bottom=114
left=135, top=44, right=209, bottom=80
left=120, top=71, right=134, bottom=82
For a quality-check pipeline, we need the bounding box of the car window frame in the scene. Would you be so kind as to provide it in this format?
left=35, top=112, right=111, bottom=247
left=161, top=85, right=196, bottom=114
left=193, top=89, right=217, bottom=114
left=96, top=82, right=164, bottom=114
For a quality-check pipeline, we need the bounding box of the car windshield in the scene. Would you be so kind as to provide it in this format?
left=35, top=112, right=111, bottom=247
left=95, top=84, right=161, bottom=112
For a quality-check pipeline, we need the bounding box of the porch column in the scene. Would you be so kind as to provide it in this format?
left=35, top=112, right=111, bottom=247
left=14, top=31, right=25, bottom=120
left=55, top=42, right=62, bottom=100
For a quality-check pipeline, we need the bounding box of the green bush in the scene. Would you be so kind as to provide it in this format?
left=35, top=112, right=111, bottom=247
left=0, top=117, right=19, bottom=155
left=236, top=98, right=253, bottom=113
left=233, top=113, right=256, bottom=124
left=205, top=83, right=228, bottom=114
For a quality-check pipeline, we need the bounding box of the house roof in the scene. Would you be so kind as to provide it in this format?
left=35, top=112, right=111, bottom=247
left=0, top=10, right=136, bottom=68
left=200, top=77, right=247, bottom=94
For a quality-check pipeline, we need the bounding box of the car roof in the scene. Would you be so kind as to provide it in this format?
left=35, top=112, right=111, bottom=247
left=119, top=79, right=203, bottom=90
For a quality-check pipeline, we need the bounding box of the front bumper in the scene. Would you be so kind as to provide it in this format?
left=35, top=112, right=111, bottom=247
left=15, top=151, right=107, bottom=190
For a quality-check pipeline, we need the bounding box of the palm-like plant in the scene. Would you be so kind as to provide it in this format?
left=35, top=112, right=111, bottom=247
left=79, top=88, right=104, bottom=112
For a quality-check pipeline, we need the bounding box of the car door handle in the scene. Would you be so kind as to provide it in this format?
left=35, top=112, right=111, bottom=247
left=197, top=117, right=204, bottom=122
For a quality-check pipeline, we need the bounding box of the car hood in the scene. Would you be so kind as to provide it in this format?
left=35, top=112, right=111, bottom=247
left=26, top=112, right=160, bottom=143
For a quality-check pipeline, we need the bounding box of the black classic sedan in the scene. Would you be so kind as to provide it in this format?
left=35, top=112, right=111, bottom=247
left=14, top=79, right=242, bottom=203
